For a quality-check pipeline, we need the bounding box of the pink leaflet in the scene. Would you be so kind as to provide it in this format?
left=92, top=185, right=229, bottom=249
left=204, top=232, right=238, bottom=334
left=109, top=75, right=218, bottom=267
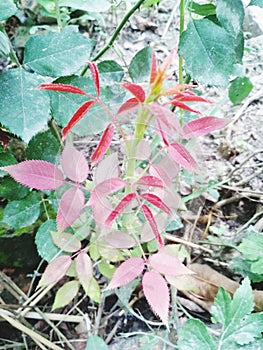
left=148, top=103, right=181, bottom=133
left=174, top=90, right=211, bottom=103
left=38, top=83, right=88, bottom=95
left=88, top=62, right=100, bottom=97
left=90, top=193, right=113, bottom=227
left=62, top=100, right=95, bottom=139
left=142, top=271, right=170, bottom=325
left=105, top=231, right=136, bottom=249
left=168, top=141, right=197, bottom=172
left=2, top=160, right=64, bottom=190
left=140, top=193, right=172, bottom=216
left=141, top=204, right=164, bottom=248
left=94, top=153, right=119, bottom=184
left=91, top=178, right=126, bottom=202
left=107, top=257, right=145, bottom=289
left=57, top=187, right=85, bottom=231
left=149, top=252, right=193, bottom=277
left=91, top=124, right=114, bottom=165
left=75, top=252, right=93, bottom=295
left=38, top=255, right=72, bottom=287
left=150, top=52, right=157, bottom=84
left=117, top=98, right=139, bottom=114
left=119, top=82, right=146, bottom=102
left=161, top=84, right=193, bottom=96
left=136, top=175, right=164, bottom=189
left=182, top=116, right=229, bottom=139
left=61, top=144, right=89, bottom=183
left=105, top=193, right=136, bottom=226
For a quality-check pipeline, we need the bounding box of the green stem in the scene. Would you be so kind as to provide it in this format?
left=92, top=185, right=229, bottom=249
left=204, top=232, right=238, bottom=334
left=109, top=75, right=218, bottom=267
left=178, top=0, right=185, bottom=85
left=54, top=0, right=63, bottom=30
left=81, top=0, right=146, bottom=71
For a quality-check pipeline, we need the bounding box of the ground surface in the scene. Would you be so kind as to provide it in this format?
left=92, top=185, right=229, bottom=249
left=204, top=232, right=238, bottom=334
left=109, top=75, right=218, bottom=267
left=0, top=1, right=263, bottom=349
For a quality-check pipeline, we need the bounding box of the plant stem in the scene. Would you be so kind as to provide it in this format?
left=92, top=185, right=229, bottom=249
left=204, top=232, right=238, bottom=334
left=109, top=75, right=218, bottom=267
left=178, top=0, right=185, bottom=86
left=83, top=0, right=146, bottom=67
left=54, top=0, right=63, bottom=30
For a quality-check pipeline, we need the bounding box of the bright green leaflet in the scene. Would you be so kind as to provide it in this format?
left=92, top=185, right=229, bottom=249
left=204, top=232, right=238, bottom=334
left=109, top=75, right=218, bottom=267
left=23, top=26, right=95, bottom=78
left=0, top=69, right=50, bottom=143
left=216, top=0, right=244, bottom=38
left=179, top=19, right=235, bottom=87
left=3, top=192, right=42, bottom=229
left=0, top=0, right=17, bottom=21
left=229, top=77, right=253, bottom=105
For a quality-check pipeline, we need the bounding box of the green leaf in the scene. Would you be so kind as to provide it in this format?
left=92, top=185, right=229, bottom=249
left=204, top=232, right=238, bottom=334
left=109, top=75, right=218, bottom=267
left=129, top=46, right=153, bottom=83
left=98, top=262, right=116, bottom=279
left=237, top=228, right=263, bottom=275
left=85, top=335, right=108, bottom=350
left=0, top=32, right=10, bottom=56
left=86, top=277, right=101, bottom=303
left=59, top=0, right=111, bottom=13
left=35, top=220, right=61, bottom=262
left=179, top=19, right=235, bottom=87
left=0, top=147, right=17, bottom=177
left=230, top=257, right=263, bottom=282
left=97, top=60, right=124, bottom=84
left=229, top=77, right=253, bottom=105
left=188, top=2, right=216, bottom=16
left=26, top=130, right=61, bottom=163
left=3, top=192, right=41, bottom=229
left=23, top=26, right=95, bottom=77
left=216, top=0, right=244, bottom=38
left=249, top=0, right=263, bottom=7
left=0, top=176, right=29, bottom=200
left=0, top=69, right=50, bottom=143
left=52, top=280, right=79, bottom=310
left=0, top=0, right=17, bottom=21
left=177, top=319, right=216, bottom=350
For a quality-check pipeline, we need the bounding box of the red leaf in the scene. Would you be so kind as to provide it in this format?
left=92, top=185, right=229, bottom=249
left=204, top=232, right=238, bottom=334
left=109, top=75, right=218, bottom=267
left=91, top=124, right=114, bottom=165
left=75, top=252, right=93, bottom=295
left=57, top=187, right=85, bottom=231
left=94, top=153, right=119, bottom=184
left=117, top=97, right=139, bottom=114
left=175, top=90, right=210, bottom=103
left=136, top=175, right=164, bottom=189
left=142, top=271, right=170, bottom=325
left=107, top=257, right=145, bottom=289
left=105, top=231, right=136, bottom=248
left=148, top=103, right=181, bottom=132
left=150, top=52, right=157, bottom=83
left=62, top=144, right=89, bottom=183
left=150, top=155, right=179, bottom=187
left=149, top=252, right=193, bottom=276
left=169, top=99, right=201, bottom=114
left=62, top=100, right=95, bottom=139
left=88, top=62, right=100, bottom=97
left=182, top=116, right=229, bottom=139
left=105, top=193, right=136, bottom=226
left=168, top=141, right=197, bottom=172
left=141, top=193, right=172, bottom=216
left=38, top=83, right=88, bottom=95
left=2, top=161, right=64, bottom=190
left=119, top=82, right=145, bottom=102
left=38, top=255, right=72, bottom=287
left=141, top=204, right=164, bottom=248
